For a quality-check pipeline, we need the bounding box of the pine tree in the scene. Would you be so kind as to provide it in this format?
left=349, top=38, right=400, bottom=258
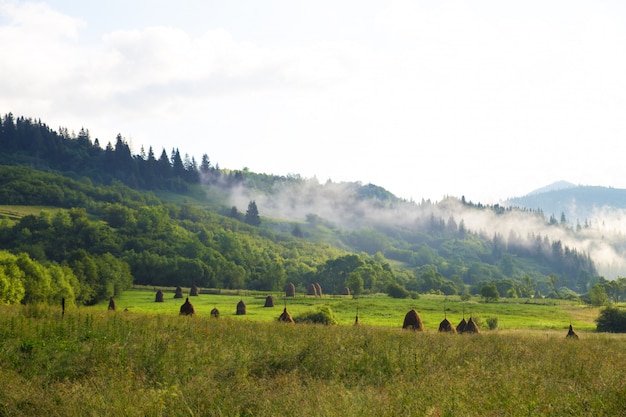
left=172, top=148, right=185, bottom=177
left=200, top=154, right=211, bottom=174
left=245, top=201, right=261, bottom=226
left=157, top=148, right=172, bottom=178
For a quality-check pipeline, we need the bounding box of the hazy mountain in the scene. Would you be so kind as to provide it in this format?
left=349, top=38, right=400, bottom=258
left=526, top=181, right=577, bottom=196
left=507, top=183, right=626, bottom=225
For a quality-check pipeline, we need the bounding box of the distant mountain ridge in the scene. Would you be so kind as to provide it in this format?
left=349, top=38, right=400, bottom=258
left=507, top=182, right=626, bottom=223
left=526, top=181, right=577, bottom=196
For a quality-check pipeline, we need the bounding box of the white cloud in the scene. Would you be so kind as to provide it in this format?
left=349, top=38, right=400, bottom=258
left=3, top=0, right=626, bottom=203
left=0, top=1, right=84, bottom=98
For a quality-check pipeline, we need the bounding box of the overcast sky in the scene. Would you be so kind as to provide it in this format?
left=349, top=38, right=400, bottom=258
left=2, top=0, right=626, bottom=203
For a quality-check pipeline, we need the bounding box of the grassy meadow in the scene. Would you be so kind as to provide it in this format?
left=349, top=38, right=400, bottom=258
left=0, top=290, right=623, bottom=416
left=111, top=287, right=598, bottom=331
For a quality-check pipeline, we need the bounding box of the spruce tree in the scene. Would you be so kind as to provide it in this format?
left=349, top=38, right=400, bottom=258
left=245, top=201, right=261, bottom=226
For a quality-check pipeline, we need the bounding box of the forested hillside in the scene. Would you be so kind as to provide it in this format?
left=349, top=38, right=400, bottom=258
left=0, top=113, right=611, bottom=306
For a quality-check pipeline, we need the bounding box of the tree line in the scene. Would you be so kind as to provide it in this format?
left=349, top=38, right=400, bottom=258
left=0, top=113, right=266, bottom=192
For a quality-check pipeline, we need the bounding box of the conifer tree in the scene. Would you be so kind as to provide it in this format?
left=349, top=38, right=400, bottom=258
left=245, top=201, right=261, bottom=226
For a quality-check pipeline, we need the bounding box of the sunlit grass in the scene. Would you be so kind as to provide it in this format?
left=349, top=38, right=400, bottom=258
left=108, top=288, right=600, bottom=331
left=0, top=303, right=623, bottom=416
left=0, top=205, right=61, bottom=222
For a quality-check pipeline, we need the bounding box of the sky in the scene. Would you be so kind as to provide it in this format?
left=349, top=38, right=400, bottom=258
left=2, top=0, right=626, bottom=203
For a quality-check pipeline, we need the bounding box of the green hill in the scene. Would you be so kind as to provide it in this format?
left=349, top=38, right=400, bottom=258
left=0, top=113, right=610, bottom=307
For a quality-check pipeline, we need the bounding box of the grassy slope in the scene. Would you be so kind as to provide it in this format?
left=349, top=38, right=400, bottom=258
left=0, top=205, right=62, bottom=222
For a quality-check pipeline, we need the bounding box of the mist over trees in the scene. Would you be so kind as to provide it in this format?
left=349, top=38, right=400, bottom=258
left=0, top=113, right=614, bottom=305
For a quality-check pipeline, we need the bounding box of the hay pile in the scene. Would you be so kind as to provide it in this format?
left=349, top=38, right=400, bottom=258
left=107, top=297, right=116, bottom=311
left=264, top=295, right=274, bottom=307
left=402, top=309, right=424, bottom=331
left=456, top=318, right=467, bottom=333
left=179, top=297, right=196, bottom=316
left=155, top=290, right=164, bottom=302
left=190, top=284, right=199, bottom=296
left=566, top=324, right=579, bottom=339
left=438, top=318, right=456, bottom=333
left=210, top=307, right=220, bottom=318
left=285, top=282, right=296, bottom=297
left=342, top=287, right=351, bottom=296
left=314, top=282, right=322, bottom=297
left=463, top=317, right=480, bottom=334
left=174, top=286, right=184, bottom=299
left=307, top=283, right=318, bottom=296
left=236, top=300, right=246, bottom=315
left=278, top=307, right=294, bottom=323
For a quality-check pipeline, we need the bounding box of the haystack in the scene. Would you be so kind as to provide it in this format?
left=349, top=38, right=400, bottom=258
left=210, top=307, right=220, bottom=318
left=264, top=295, right=275, bottom=307
left=463, top=317, right=480, bottom=334
left=190, top=284, right=199, bottom=296
left=566, top=324, right=579, bottom=339
left=456, top=318, right=467, bottom=333
left=342, top=287, right=351, bottom=296
left=107, top=297, right=116, bottom=311
left=438, top=317, right=456, bottom=333
left=155, top=290, right=164, bottom=302
left=236, top=300, right=246, bottom=315
left=179, top=297, right=195, bottom=316
left=285, top=282, right=296, bottom=297
left=314, top=282, right=322, bottom=297
left=174, top=286, right=184, bottom=299
left=278, top=307, right=294, bottom=323
left=307, top=283, right=318, bottom=296
left=402, top=309, right=424, bottom=331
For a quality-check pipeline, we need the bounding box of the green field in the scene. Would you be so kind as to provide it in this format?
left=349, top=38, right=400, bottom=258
left=106, top=287, right=600, bottom=332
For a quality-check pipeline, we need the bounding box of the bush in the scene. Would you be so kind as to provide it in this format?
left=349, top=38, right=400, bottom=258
left=596, top=305, right=626, bottom=333
left=386, top=282, right=410, bottom=299
left=486, top=317, right=499, bottom=330
left=293, top=305, right=338, bottom=325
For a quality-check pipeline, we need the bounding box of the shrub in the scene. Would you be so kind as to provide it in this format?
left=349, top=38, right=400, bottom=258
left=386, top=282, right=410, bottom=299
left=293, top=305, right=338, bottom=325
left=486, top=317, right=499, bottom=330
left=596, top=305, right=626, bottom=333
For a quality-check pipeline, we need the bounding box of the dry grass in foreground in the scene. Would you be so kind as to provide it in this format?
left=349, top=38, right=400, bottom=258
left=0, top=304, right=624, bottom=416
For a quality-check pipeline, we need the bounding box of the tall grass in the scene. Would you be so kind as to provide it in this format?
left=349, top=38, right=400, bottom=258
left=0, top=303, right=624, bottom=416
